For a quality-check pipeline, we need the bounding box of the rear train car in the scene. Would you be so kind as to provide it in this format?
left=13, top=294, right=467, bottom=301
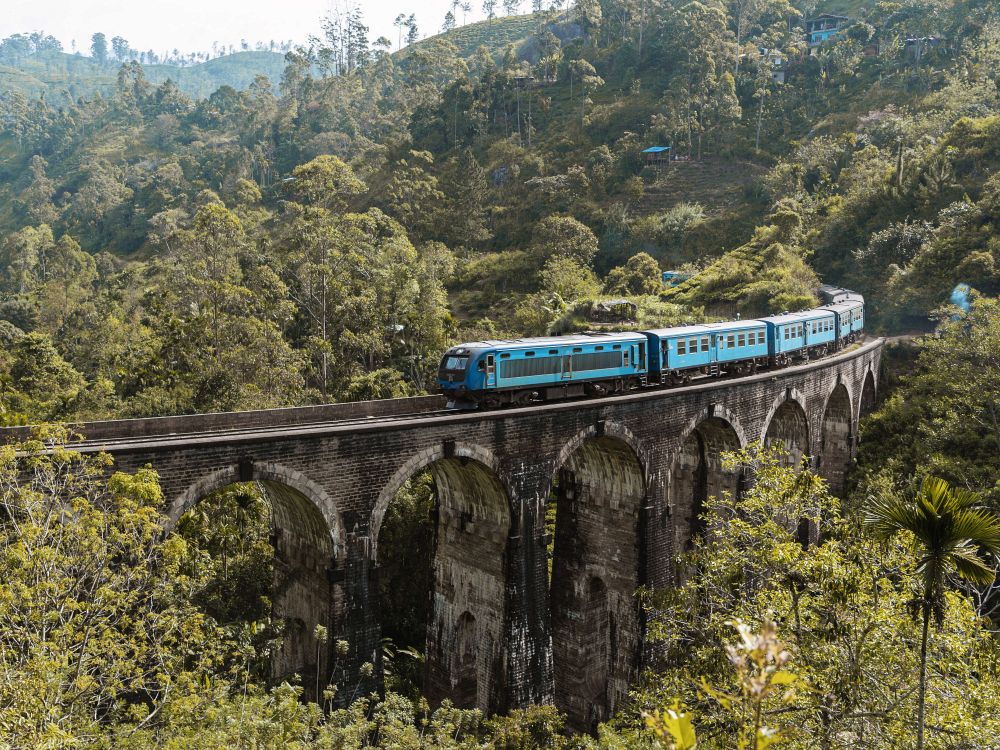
left=760, top=309, right=837, bottom=365
left=820, top=298, right=865, bottom=346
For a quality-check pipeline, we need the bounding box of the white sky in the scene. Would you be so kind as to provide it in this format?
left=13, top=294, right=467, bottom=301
left=3, top=0, right=489, bottom=57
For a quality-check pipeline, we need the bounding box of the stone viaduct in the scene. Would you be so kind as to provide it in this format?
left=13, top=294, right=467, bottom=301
left=3, top=339, right=882, bottom=730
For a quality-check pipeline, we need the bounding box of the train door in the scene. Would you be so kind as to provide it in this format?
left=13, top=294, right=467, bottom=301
left=638, top=342, right=646, bottom=371
left=485, top=354, right=496, bottom=388
left=561, top=353, right=572, bottom=380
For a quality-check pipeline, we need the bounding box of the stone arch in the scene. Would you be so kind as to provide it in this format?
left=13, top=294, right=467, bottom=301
left=762, top=392, right=811, bottom=469
left=372, top=441, right=504, bottom=555
left=818, top=383, right=854, bottom=495
left=375, top=445, right=511, bottom=714
left=168, top=462, right=345, bottom=695
left=549, top=434, right=645, bottom=731
left=668, top=411, right=745, bottom=558
left=554, top=421, right=647, bottom=479
left=168, top=462, right=345, bottom=554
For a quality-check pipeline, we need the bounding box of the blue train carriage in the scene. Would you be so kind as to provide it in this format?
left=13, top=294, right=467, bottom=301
left=437, top=332, right=649, bottom=408
left=643, top=321, right=769, bottom=384
left=760, top=309, right=837, bottom=366
left=820, top=298, right=865, bottom=346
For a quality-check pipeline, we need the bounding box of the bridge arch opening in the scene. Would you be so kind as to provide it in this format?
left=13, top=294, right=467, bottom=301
left=668, top=415, right=744, bottom=560
left=764, top=398, right=810, bottom=469
left=819, top=384, right=853, bottom=495
left=174, top=476, right=340, bottom=700
left=374, top=452, right=511, bottom=713
left=549, top=434, right=645, bottom=732
left=859, top=369, right=877, bottom=421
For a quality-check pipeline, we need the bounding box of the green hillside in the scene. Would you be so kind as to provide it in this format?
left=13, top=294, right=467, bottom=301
left=0, top=49, right=287, bottom=102
left=407, top=11, right=563, bottom=60
left=142, top=51, right=288, bottom=98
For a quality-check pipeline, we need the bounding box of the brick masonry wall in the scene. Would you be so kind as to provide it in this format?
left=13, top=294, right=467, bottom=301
left=1, top=341, right=882, bottom=719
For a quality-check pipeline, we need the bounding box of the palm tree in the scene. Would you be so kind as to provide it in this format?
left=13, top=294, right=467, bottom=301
left=865, top=476, right=1000, bottom=750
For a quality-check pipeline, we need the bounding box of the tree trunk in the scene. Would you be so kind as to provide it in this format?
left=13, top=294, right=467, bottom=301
left=755, top=94, right=765, bottom=150
left=917, top=598, right=930, bottom=750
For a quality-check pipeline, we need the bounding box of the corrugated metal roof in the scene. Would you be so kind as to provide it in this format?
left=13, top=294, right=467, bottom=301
left=643, top=320, right=766, bottom=337
left=759, top=309, right=836, bottom=325
left=819, top=301, right=863, bottom=314
left=453, top=332, right=647, bottom=350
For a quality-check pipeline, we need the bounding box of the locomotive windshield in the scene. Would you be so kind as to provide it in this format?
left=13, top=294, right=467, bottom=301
left=442, top=354, right=469, bottom=371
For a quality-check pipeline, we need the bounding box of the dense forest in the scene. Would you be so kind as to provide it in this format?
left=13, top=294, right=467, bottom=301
left=2, top=0, right=1000, bottom=746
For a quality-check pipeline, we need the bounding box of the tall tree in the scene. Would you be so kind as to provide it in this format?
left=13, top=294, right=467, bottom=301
left=89, top=32, right=108, bottom=64
left=406, top=14, right=419, bottom=45
left=394, top=14, right=407, bottom=49
left=866, top=477, right=1000, bottom=750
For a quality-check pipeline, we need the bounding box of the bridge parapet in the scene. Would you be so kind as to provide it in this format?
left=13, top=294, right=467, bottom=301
left=0, top=393, right=446, bottom=443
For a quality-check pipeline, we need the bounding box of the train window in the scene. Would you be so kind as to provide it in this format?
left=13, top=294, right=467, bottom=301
left=500, top=352, right=510, bottom=358
left=737, top=333, right=745, bottom=347
left=595, top=346, right=604, bottom=351
left=677, top=339, right=687, bottom=355
left=573, top=347, right=583, bottom=352
left=525, top=351, right=535, bottom=357
left=549, top=349, right=559, bottom=355
left=727, top=334, right=735, bottom=348
left=701, top=336, right=709, bottom=352
left=612, top=344, right=621, bottom=350
left=689, top=338, right=697, bottom=352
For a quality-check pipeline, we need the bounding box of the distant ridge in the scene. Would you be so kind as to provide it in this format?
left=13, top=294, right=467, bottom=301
left=0, top=50, right=287, bottom=102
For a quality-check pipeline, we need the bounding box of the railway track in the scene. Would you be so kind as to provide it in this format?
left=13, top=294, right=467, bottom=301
left=3, top=338, right=883, bottom=454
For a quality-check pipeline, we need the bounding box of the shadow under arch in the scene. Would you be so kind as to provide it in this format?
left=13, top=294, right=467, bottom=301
left=668, top=410, right=745, bottom=564
left=169, top=462, right=345, bottom=697
left=374, top=445, right=511, bottom=714
left=762, top=391, right=811, bottom=469
left=548, top=433, right=646, bottom=732
left=818, top=383, right=854, bottom=495
left=858, top=368, right=877, bottom=425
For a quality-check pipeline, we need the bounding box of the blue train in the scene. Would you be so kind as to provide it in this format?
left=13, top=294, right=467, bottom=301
left=438, top=295, right=864, bottom=409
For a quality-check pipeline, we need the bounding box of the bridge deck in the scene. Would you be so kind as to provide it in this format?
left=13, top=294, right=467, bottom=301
left=0, top=339, right=883, bottom=453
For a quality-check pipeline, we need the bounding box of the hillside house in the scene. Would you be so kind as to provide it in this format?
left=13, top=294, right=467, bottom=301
left=760, top=47, right=786, bottom=83
left=642, top=146, right=672, bottom=167
left=805, top=14, right=850, bottom=53
left=904, top=36, right=947, bottom=62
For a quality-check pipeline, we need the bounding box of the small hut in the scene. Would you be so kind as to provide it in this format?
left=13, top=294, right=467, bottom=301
left=641, top=146, right=672, bottom=167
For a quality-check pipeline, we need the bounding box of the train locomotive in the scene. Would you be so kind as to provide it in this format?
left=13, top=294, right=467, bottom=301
left=438, top=292, right=864, bottom=410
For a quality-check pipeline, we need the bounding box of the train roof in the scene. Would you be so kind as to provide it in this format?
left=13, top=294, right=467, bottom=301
left=759, top=309, right=835, bottom=326
left=820, top=300, right=864, bottom=314
left=819, top=284, right=865, bottom=304
left=642, top=319, right=765, bottom=338
left=451, top=331, right=647, bottom=351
